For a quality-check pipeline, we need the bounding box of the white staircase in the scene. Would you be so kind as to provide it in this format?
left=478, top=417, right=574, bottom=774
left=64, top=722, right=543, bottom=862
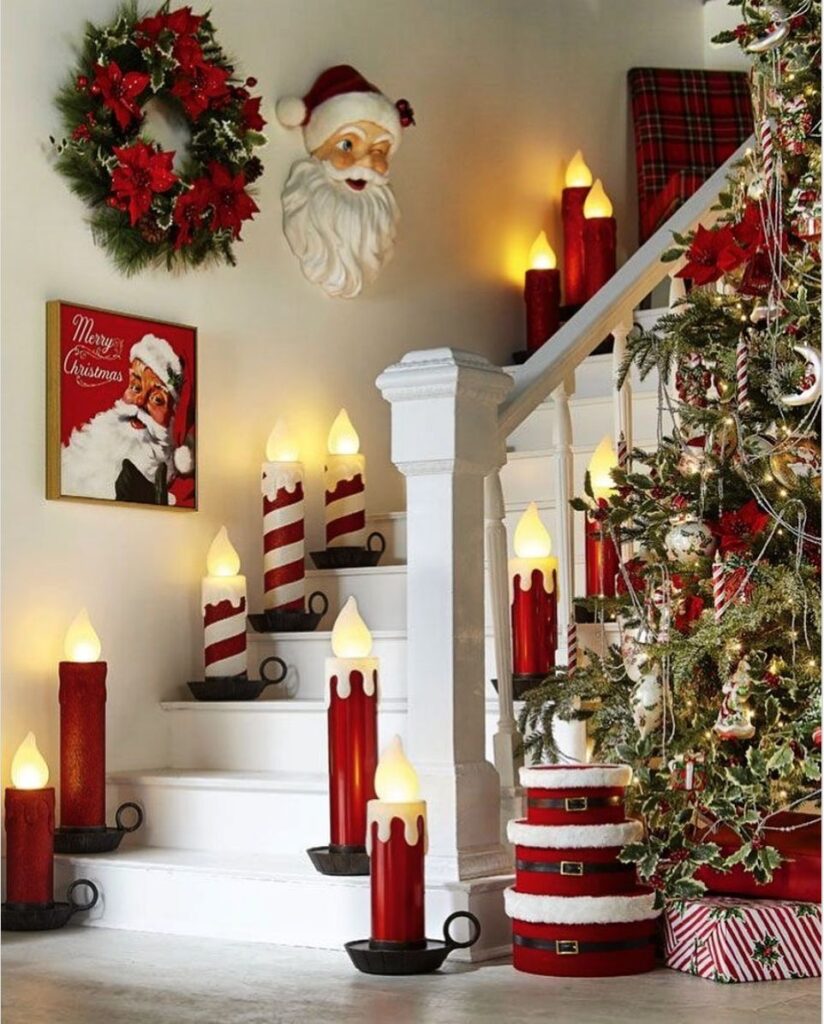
left=55, top=140, right=753, bottom=956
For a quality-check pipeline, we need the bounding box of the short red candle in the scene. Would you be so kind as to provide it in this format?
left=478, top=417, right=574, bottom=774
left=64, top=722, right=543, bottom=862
left=525, top=269, right=561, bottom=354
left=585, top=514, right=620, bottom=597
left=562, top=186, right=590, bottom=305
left=512, top=568, right=558, bottom=675
left=369, top=813, right=426, bottom=946
left=327, top=665, right=378, bottom=848
left=59, top=661, right=107, bottom=828
left=583, top=216, right=617, bottom=299
left=5, top=784, right=55, bottom=905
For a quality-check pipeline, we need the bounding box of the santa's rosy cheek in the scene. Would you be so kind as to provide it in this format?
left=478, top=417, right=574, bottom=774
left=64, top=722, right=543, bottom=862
left=328, top=150, right=355, bottom=171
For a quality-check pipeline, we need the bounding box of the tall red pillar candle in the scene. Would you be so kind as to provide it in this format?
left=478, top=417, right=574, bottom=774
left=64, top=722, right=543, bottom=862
left=59, top=608, right=106, bottom=827
left=583, top=179, right=617, bottom=300
left=510, top=503, right=558, bottom=675
left=524, top=232, right=560, bottom=354
left=367, top=736, right=427, bottom=947
left=326, top=597, right=378, bottom=849
left=262, top=420, right=305, bottom=612
left=5, top=733, right=54, bottom=905
left=561, top=150, right=594, bottom=306
left=325, top=409, right=366, bottom=549
left=585, top=436, right=620, bottom=597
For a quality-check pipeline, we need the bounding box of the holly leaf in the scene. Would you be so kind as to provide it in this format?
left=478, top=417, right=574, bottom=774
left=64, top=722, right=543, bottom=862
left=766, top=744, right=794, bottom=773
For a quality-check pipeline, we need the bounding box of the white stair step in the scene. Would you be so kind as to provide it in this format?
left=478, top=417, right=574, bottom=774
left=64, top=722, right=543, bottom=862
left=53, top=848, right=513, bottom=957
left=304, top=565, right=406, bottom=632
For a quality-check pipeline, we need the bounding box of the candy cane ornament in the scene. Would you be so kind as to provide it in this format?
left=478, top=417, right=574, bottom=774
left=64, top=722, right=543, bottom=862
left=712, top=553, right=726, bottom=625
left=736, top=335, right=749, bottom=409
left=262, top=420, right=305, bottom=612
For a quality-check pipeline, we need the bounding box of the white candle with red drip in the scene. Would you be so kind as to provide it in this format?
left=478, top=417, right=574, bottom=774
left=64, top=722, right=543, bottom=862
left=367, top=736, right=427, bottom=947
left=202, top=527, right=247, bottom=678
left=325, top=409, right=366, bottom=549
left=262, top=419, right=305, bottom=611
left=510, top=503, right=558, bottom=676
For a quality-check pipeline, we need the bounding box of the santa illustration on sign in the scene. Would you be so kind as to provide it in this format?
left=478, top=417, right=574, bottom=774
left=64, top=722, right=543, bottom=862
left=61, top=333, right=194, bottom=505
left=277, top=65, right=415, bottom=298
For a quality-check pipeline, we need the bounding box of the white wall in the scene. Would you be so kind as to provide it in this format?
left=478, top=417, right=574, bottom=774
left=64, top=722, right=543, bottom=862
left=1, top=0, right=709, bottom=780
left=704, top=0, right=751, bottom=70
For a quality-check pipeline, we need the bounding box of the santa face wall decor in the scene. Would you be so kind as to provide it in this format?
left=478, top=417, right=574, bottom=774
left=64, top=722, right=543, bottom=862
left=46, top=301, right=197, bottom=509
left=276, top=65, right=415, bottom=299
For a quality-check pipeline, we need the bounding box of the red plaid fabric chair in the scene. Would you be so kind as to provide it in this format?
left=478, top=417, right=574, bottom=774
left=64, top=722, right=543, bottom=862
left=629, top=67, right=753, bottom=243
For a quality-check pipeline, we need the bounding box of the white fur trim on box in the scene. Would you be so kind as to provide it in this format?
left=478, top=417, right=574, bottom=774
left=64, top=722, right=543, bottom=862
left=507, top=819, right=643, bottom=849
left=303, top=93, right=402, bottom=154
left=519, top=764, right=632, bottom=790
left=504, top=887, right=659, bottom=925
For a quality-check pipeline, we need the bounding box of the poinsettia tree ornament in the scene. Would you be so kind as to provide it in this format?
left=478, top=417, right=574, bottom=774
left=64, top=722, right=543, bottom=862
left=53, top=2, right=266, bottom=273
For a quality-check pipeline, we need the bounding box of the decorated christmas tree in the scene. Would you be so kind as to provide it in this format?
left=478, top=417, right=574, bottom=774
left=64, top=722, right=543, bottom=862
left=521, top=0, right=821, bottom=899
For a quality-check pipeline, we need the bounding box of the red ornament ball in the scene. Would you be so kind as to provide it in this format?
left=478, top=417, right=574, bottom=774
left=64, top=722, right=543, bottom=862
left=76, top=75, right=89, bottom=90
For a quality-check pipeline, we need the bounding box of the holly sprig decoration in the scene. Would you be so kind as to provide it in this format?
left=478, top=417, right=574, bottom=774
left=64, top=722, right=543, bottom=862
left=53, top=2, right=266, bottom=273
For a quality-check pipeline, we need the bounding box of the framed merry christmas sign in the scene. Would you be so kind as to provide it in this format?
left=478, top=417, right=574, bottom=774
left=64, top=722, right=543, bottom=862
left=46, top=300, right=197, bottom=509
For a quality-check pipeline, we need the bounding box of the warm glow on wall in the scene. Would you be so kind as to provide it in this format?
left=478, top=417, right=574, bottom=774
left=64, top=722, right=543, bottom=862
left=565, top=150, right=593, bottom=188
left=64, top=608, right=101, bottom=662
left=374, top=735, right=420, bottom=802
left=513, top=502, right=552, bottom=558
left=588, top=436, right=619, bottom=501
left=265, top=419, right=300, bottom=462
left=11, top=732, right=49, bottom=789
left=584, top=179, right=613, bottom=219
left=528, top=231, right=557, bottom=270
left=331, top=596, right=373, bottom=658
left=206, top=526, right=241, bottom=577
left=328, top=409, right=360, bottom=456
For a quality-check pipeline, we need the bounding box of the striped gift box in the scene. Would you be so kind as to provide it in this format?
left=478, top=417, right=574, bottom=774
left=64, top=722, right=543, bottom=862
left=664, top=896, right=821, bottom=983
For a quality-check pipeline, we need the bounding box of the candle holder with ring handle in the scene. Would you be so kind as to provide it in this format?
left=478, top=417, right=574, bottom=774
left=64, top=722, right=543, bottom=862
left=188, top=655, right=289, bottom=702
left=55, top=800, right=144, bottom=855
left=345, top=911, right=482, bottom=975
left=2, top=878, right=99, bottom=932
left=310, top=531, right=386, bottom=570
left=248, top=591, right=329, bottom=634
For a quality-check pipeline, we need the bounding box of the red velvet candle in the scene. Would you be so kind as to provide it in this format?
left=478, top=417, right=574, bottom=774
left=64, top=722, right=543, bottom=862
left=5, top=733, right=54, bottom=905
left=59, top=661, right=107, bottom=828
left=510, top=503, right=558, bottom=676
left=583, top=178, right=616, bottom=300
left=585, top=514, right=620, bottom=597
left=562, top=188, right=589, bottom=306
left=326, top=597, right=378, bottom=849
left=525, top=269, right=561, bottom=353
left=367, top=737, right=427, bottom=947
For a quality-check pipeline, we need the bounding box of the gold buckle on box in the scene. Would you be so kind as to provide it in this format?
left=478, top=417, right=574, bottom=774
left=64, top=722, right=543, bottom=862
left=556, top=940, right=579, bottom=955
left=565, top=797, right=588, bottom=812
left=560, top=861, right=584, bottom=876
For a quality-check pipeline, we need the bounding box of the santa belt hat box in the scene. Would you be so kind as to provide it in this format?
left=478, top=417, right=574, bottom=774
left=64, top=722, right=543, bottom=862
left=521, top=763, right=632, bottom=826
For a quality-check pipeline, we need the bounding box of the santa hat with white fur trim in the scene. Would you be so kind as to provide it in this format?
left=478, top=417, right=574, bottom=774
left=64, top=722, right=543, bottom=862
left=276, top=64, right=415, bottom=154
left=130, top=334, right=193, bottom=475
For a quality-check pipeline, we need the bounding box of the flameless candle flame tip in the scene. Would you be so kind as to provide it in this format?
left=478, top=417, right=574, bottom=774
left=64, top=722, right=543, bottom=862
left=64, top=607, right=102, bottom=662
left=327, top=408, right=360, bottom=456
left=589, top=436, right=619, bottom=502
left=528, top=231, right=557, bottom=271
left=11, top=732, right=49, bottom=789
left=513, top=501, right=552, bottom=558
left=584, top=178, right=613, bottom=219
left=331, top=596, right=373, bottom=658
left=374, top=735, right=421, bottom=802
left=206, top=526, right=241, bottom=577
left=265, top=418, right=300, bottom=462
left=565, top=149, right=593, bottom=188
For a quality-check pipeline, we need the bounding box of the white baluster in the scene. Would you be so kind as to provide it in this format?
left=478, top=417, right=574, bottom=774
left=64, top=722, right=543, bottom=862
left=551, top=377, right=587, bottom=763
left=668, top=273, right=687, bottom=310
left=612, top=315, right=634, bottom=460
left=485, top=468, right=522, bottom=790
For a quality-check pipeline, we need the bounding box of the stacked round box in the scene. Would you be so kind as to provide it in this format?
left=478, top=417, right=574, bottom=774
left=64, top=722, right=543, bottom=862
left=505, top=763, right=660, bottom=977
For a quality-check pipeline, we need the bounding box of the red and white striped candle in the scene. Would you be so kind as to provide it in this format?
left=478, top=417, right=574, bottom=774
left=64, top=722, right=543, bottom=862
left=202, top=526, right=247, bottom=678
left=712, top=553, right=726, bottom=624
left=325, top=409, right=366, bottom=549
left=262, top=420, right=305, bottom=612
left=617, top=431, right=628, bottom=470
left=736, top=335, right=749, bottom=409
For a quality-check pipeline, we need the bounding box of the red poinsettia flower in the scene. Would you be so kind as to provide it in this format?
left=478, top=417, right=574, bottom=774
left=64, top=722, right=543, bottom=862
left=676, top=223, right=748, bottom=285
left=242, top=96, right=266, bottom=131
left=93, top=61, right=150, bottom=131
left=173, top=34, right=205, bottom=72
left=111, top=142, right=178, bottom=226
left=732, top=201, right=767, bottom=251
left=674, top=593, right=705, bottom=633
left=713, top=499, right=770, bottom=554
left=165, top=6, right=204, bottom=35
left=615, top=557, right=646, bottom=596
left=171, top=60, right=231, bottom=120
left=172, top=177, right=213, bottom=249
left=207, top=162, right=259, bottom=238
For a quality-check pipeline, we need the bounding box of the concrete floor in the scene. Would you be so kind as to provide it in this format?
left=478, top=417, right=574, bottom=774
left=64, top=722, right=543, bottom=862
left=2, top=927, right=820, bottom=1024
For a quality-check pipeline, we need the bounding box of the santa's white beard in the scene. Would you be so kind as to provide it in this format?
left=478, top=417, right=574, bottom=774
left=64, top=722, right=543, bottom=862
left=61, top=400, right=174, bottom=500
left=281, top=157, right=400, bottom=299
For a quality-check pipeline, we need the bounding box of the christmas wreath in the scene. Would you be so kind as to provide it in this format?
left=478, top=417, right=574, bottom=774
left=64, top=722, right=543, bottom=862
left=53, top=2, right=266, bottom=274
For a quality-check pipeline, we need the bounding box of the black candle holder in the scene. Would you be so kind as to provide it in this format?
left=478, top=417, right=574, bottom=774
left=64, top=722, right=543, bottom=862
left=306, top=844, right=370, bottom=876
left=2, top=879, right=99, bottom=931
left=187, top=656, right=288, bottom=701
left=491, top=673, right=549, bottom=701
left=248, top=591, right=329, bottom=633
left=55, top=801, right=143, bottom=854
left=345, top=911, right=481, bottom=975
left=310, top=532, right=386, bottom=570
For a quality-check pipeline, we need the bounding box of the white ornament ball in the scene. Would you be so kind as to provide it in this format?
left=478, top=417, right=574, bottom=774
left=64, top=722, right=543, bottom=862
left=631, top=672, right=664, bottom=739
left=620, top=622, right=656, bottom=683
left=664, top=517, right=717, bottom=563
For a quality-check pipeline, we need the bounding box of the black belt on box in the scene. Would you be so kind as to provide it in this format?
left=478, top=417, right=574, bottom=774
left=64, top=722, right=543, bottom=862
left=527, top=795, right=623, bottom=811
left=514, top=934, right=652, bottom=956
left=516, top=858, right=631, bottom=876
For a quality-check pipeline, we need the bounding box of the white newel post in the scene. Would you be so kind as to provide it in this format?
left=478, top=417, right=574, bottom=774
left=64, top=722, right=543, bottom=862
left=549, top=377, right=587, bottom=764
left=377, top=349, right=513, bottom=881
